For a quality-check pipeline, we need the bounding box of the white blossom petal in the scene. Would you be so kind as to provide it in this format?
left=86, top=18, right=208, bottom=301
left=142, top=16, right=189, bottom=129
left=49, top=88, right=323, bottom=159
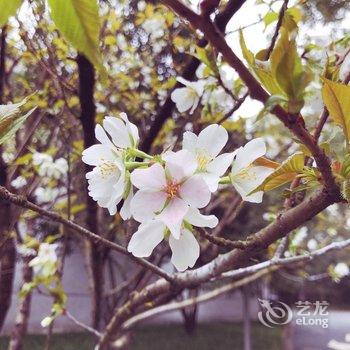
left=189, top=96, right=200, bottom=114
left=95, top=124, right=115, bottom=149
left=199, top=173, right=220, bottom=192
left=206, top=152, right=234, bottom=176
left=103, top=117, right=131, bottom=149
left=231, top=138, right=266, bottom=175
left=120, top=112, right=139, bottom=146
left=232, top=166, right=273, bottom=203
left=120, top=188, right=133, bottom=220
left=128, top=220, right=165, bottom=257
left=82, top=144, right=114, bottom=166
left=171, top=88, right=196, bottom=113
left=197, top=124, right=228, bottom=158
left=169, top=228, right=200, bottom=271
left=185, top=208, right=218, bottom=228
left=182, top=131, right=198, bottom=152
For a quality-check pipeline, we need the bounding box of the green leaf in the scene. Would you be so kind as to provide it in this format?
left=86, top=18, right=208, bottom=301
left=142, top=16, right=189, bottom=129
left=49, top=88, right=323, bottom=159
left=239, top=30, right=254, bottom=66
left=251, top=153, right=305, bottom=193
left=270, top=28, right=312, bottom=112
left=0, top=0, right=22, bottom=27
left=47, top=0, right=104, bottom=73
left=195, top=45, right=219, bottom=76
left=263, top=12, right=278, bottom=27
left=0, top=98, right=36, bottom=146
left=322, top=78, right=350, bottom=144
left=239, top=30, right=284, bottom=95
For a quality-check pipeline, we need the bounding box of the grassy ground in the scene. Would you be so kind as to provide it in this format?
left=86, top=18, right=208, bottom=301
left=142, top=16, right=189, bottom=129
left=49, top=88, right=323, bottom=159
left=0, top=323, right=282, bottom=349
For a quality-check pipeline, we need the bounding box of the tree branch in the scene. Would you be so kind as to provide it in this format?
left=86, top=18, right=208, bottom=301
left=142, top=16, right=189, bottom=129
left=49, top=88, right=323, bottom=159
left=0, top=186, right=174, bottom=283
left=140, top=0, right=247, bottom=152
left=97, top=187, right=340, bottom=348
left=159, top=0, right=339, bottom=197
left=264, top=0, right=289, bottom=60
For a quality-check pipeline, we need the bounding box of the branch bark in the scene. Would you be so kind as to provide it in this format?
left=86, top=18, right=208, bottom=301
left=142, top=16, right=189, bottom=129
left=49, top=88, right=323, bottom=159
left=97, top=187, right=340, bottom=348
left=159, top=0, right=339, bottom=197
left=0, top=185, right=174, bottom=283
left=0, top=25, right=16, bottom=334
left=77, top=53, right=104, bottom=329
left=8, top=260, right=33, bottom=350
left=140, top=0, right=247, bottom=153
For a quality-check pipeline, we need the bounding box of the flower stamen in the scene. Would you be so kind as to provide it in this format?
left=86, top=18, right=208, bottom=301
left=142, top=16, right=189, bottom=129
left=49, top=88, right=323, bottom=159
left=164, top=182, right=180, bottom=199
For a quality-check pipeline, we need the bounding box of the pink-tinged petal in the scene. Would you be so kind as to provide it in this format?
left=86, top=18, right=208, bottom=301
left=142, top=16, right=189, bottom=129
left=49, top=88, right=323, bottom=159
left=206, top=152, right=234, bottom=177
left=82, top=144, right=114, bottom=166
left=157, top=198, right=189, bottom=239
left=182, top=131, right=198, bottom=152
left=163, top=150, right=197, bottom=182
left=197, top=124, right=228, bottom=158
left=232, top=138, right=266, bottom=174
left=95, top=124, right=114, bottom=149
left=130, top=190, right=167, bottom=223
left=179, top=175, right=211, bottom=208
left=128, top=221, right=165, bottom=257
left=103, top=116, right=131, bottom=149
left=169, top=228, right=200, bottom=271
left=131, top=163, right=166, bottom=190
left=185, top=208, right=218, bottom=228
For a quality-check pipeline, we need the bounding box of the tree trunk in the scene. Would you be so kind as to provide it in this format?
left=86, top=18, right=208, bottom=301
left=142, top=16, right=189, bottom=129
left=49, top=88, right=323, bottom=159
left=77, top=54, right=104, bottom=330
left=8, top=260, right=33, bottom=350
left=181, top=289, right=198, bottom=335
left=242, top=286, right=252, bottom=350
left=0, top=25, right=16, bottom=335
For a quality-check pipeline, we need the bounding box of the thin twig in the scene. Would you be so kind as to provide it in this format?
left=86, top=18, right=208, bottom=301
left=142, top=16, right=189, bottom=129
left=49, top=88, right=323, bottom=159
left=65, top=310, right=102, bottom=338
left=197, top=227, right=247, bottom=249
left=264, top=0, right=289, bottom=60
left=0, top=186, right=174, bottom=283
left=121, top=268, right=274, bottom=330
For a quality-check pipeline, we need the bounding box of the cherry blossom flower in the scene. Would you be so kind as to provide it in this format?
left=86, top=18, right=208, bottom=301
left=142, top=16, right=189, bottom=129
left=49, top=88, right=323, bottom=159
left=130, top=150, right=211, bottom=238
left=82, top=113, right=139, bottom=218
left=334, top=262, right=350, bottom=278
left=171, top=77, right=206, bottom=114
left=34, top=187, right=61, bottom=204
left=33, top=152, right=53, bottom=167
left=183, top=124, right=234, bottom=192
left=11, top=175, right=27, bottom=189
left=142, top=17, right=165, bottom=40
left=230, top=138, right=274, bottom=203
left=128, top=208, right=218, bottom=271
left=33, top=153, right=68, bottom=179
left=29, top=243, right=58, bottom=277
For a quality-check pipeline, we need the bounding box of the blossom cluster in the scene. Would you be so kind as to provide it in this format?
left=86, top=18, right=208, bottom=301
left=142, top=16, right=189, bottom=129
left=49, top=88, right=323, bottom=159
left=82, top=114, right=273, bottom=271
left=171, top=65, right=236, bottom=116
